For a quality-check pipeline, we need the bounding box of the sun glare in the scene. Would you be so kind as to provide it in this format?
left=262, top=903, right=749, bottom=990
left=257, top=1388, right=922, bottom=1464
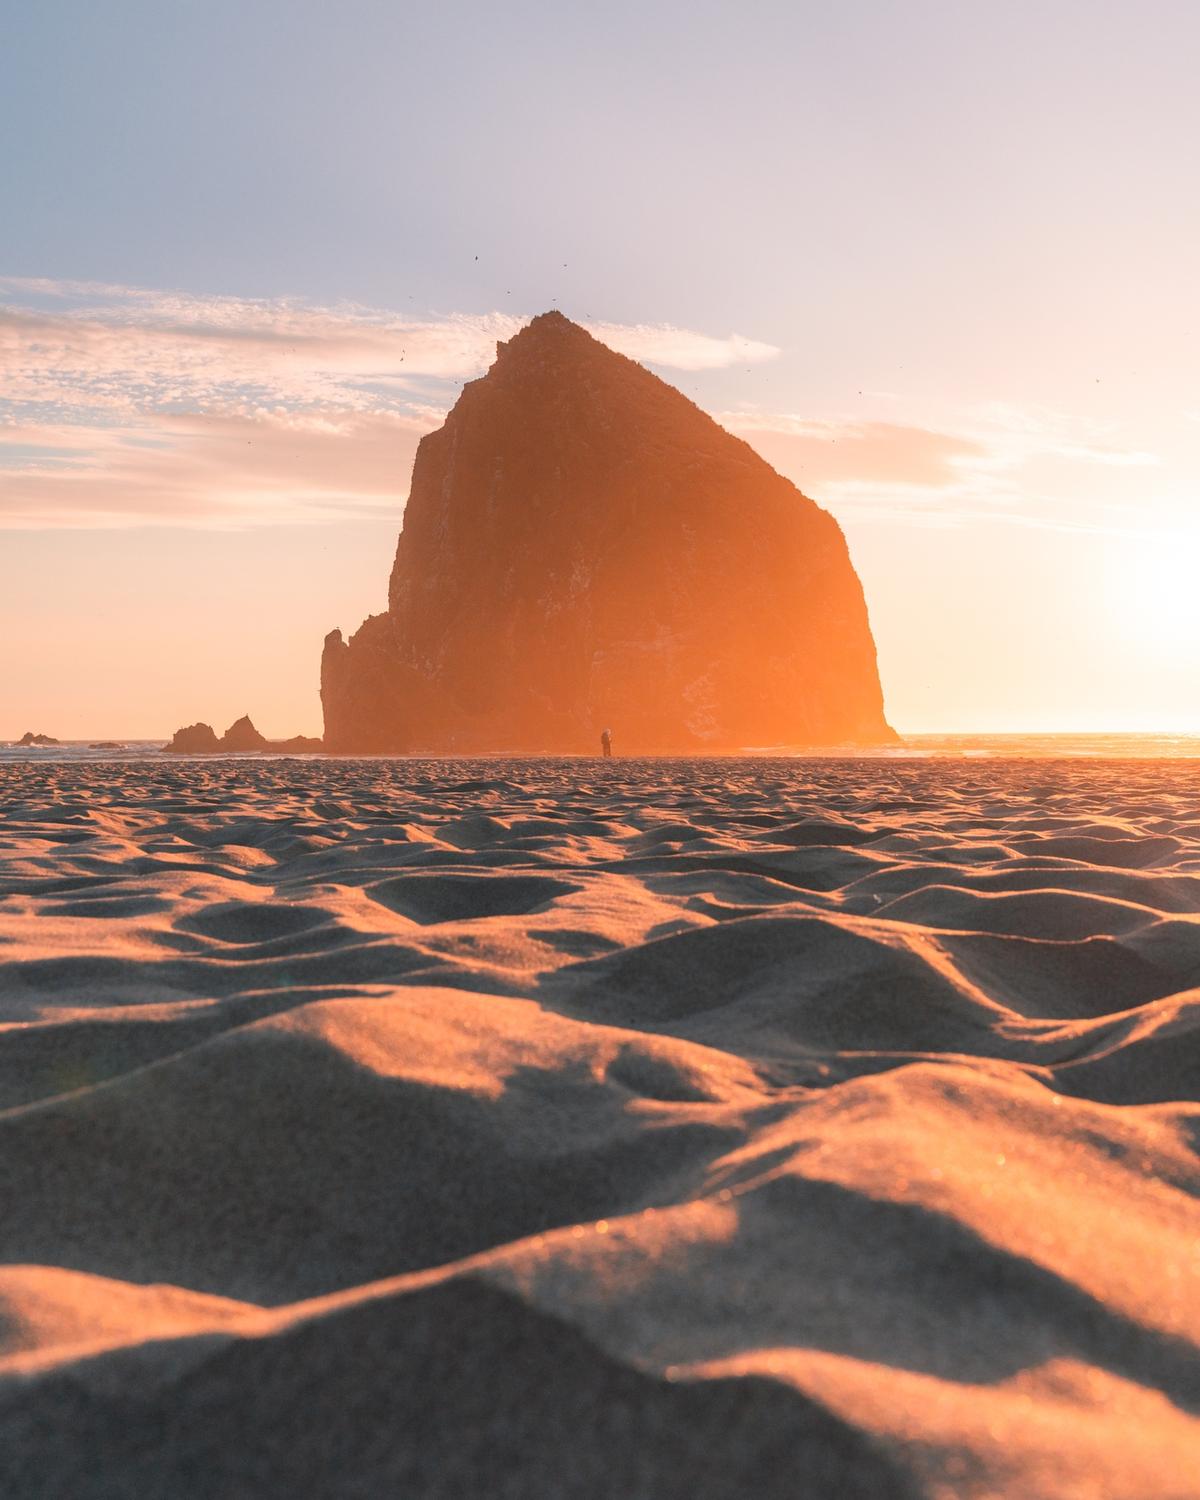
left=1123, top=533, right=1200, bottom=645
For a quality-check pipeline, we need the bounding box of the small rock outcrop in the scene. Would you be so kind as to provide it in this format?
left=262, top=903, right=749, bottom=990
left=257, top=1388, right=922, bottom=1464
left=272, top=735, right=325, bottom=754
left=163, top=717, right=323, bottom=755
left=164, top=722, right=222, bottom=754
left=322, top=311, right=894, bottom=753
left=221, top=716, right=269, bottom=753
left=18, top=732, right=60, bottom=746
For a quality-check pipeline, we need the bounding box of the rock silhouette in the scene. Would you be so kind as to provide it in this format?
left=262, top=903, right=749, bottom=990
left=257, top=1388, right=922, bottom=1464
left=164, top=718, right=321, bottom=755
left=322, top=312, right=893, bottom=753
left=221, top=715, right=269, bottom=752
left=17, top=732, right=60, bottom=746
left=164, top=723, right=221, bottom=754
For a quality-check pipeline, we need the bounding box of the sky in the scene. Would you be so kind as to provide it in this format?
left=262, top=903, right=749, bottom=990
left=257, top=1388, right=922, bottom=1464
left=3, top=0, right=1199, bottom=738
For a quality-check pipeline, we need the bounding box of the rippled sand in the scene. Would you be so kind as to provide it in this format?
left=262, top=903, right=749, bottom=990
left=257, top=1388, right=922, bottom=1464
left=2, top=756, right=1199, bottom=1497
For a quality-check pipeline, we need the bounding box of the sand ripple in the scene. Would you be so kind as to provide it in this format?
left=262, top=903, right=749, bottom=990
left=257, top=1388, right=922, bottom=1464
left=1, top=756, right=1199, bottom=1496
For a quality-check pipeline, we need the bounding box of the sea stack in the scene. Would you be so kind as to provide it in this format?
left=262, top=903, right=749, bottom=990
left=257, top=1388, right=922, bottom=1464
left=322, top=312, right=894, bottom=753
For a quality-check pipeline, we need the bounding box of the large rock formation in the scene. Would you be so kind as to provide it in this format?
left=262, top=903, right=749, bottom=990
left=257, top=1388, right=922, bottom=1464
left=322, top=312, right=893, bottom=753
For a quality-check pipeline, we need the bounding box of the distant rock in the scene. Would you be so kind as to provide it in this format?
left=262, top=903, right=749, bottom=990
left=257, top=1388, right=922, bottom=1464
left=322, top=311, right=894, bottom=753
left=164, top=723, right=221, bottom=754
left=88, top=741, right=121, bottom=750
left=271, top=735, right=325, bottom=754
left=163, top=717, right=323, bottom=755
left=18, top=732, right=60, bottom=746
left=221, top=716, right=269, bottom=752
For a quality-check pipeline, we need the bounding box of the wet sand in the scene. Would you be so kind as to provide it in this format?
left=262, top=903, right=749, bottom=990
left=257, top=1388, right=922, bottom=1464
left=1, top=755, right=1198, bottom=1497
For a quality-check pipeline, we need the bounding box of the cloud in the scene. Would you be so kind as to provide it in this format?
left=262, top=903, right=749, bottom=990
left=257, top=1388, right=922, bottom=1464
left=0, top=298, right=516, bottom=414
left=725, top=405, right=1165, bottom=534
left=725, top=415, right=985, bottom=488
left=0, top=278, right=1163, bottom=536
left=0, top=278, right=780, bottom=527
left=0, top=278, right=778, bottom=414
left=0, top=410, right=426, bottom=529
left=585, top=322, right=779, bottom=371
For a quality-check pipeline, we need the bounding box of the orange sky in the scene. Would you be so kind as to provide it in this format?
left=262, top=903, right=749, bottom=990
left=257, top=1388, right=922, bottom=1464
left=2, top=287, right=1199, bottom=738
left=3, top=4, right=1199, bottom=738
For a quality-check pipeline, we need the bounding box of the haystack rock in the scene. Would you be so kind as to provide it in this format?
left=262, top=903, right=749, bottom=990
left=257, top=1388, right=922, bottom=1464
left=322, top=312, right=894, bottom=753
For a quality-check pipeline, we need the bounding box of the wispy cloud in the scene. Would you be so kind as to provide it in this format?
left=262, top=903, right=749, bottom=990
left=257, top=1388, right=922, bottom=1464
left=0, top=277, right=1166, bottom=535
left=0, top=293, right=516, bottom=415
left=0, top=278, right=779, bottom=410
left=726, top=404, right=1164, bottom=535
left=725, top=415, right=985, bottom=488
left=0, top=411, right=426, bottom=529
left=0, top=278, right=781, bottom=527
left=586, top=322, right=779, bottom=371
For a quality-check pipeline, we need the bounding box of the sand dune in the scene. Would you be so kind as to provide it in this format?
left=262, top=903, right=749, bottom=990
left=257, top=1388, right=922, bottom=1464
left=2, top=756, right=1199, bottom=1496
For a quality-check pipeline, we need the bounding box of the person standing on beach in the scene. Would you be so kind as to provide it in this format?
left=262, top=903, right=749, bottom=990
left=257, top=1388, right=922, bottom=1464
left=600, top=728, right=612, bottom=757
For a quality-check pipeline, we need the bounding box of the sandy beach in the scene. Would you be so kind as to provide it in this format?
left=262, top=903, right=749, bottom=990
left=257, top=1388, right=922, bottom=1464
left=2, top=753, right=1199, bottom=1497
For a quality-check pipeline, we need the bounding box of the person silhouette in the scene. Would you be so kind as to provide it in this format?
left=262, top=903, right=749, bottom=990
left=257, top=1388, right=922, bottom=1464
left=600, top=728, right=612, bottom=758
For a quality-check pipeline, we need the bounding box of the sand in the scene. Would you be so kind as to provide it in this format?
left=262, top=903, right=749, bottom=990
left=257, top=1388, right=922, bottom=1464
left=1, top=754, right=1198, bottom=1497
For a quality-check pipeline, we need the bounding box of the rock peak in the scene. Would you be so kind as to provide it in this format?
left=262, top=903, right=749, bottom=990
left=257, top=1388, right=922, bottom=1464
left=527, top=308, right=574, bottom=327
left=495, top=309, right=594, bottom=364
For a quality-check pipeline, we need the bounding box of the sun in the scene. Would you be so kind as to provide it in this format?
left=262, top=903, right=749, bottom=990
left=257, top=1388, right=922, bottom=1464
left=1120, top=532, right=1200, bottom=644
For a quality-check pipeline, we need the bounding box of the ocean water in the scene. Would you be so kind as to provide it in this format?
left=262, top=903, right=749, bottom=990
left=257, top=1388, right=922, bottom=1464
left=4, top=733, right=1200, bottom=761
left=0, top=740, right=170, bottom=762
